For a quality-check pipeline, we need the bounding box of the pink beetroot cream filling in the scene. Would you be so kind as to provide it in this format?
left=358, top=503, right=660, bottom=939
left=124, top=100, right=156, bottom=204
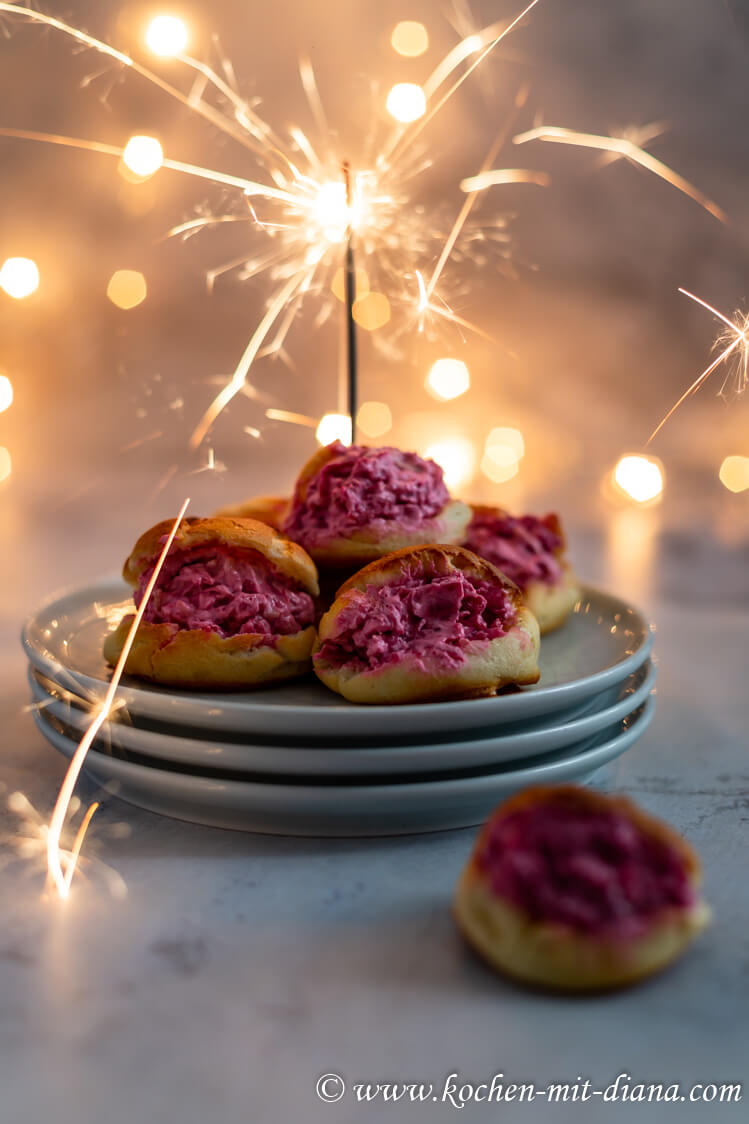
left=315, top=568, right=516, bottom=672
left=283, top=442, right=450, bottom=547
left=464, top=512, right=563, bottom=590
left=134, top=545, right=315, bottom=641
left=477, top=800, right=694, bottom=939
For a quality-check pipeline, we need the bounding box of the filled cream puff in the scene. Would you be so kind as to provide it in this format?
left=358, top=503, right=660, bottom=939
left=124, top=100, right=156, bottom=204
left=103, top=517, right=319, bottom=688
left=282, top=442, right=471, bottom=567
left=313, top=545, right=540, bottom=704
left=463, top=506, right=579, bottom=634
left=454, top=785, right=710, bottom=992
left=214, top=494, right=290, bottom=532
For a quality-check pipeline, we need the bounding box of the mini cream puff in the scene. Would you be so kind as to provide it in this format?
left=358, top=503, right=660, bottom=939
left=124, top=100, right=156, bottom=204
left=454, top=785, right=710, bottom=992
left=103, top=517, right=319, bottom=688
left=463, top=507, right=579, bottom=634
left=214, top=494, right=290, bottom=532
left=282, top=442, right=471, bottom=568
left=313, top=545, right=540, bottom=704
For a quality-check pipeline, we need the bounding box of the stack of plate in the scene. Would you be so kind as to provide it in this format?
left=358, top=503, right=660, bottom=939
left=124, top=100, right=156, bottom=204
left=23, top=578, right=656, bottom=836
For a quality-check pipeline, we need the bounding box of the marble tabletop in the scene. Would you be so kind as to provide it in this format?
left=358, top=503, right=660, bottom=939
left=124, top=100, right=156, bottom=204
left=1, top=495, right=747, bottom=1124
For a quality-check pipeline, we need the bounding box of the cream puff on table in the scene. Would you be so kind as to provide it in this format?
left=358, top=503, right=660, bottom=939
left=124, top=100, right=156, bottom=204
left=103, top=516, right=319, bottom=688
left=313, top=544, right=540, bottom=704
left=454, top=785, right=710, bottom=991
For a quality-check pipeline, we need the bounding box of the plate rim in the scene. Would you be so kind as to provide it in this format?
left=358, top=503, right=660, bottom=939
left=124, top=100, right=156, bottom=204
left=32, top=695, right=655, bottom=798
left=28, top=661, right=657, bottom=775
left=22, top=576, right=654, bottom=733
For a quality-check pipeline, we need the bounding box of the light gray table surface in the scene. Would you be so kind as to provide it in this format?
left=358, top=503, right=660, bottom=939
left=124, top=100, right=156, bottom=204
left=0, top=491, right=747, bottom=1124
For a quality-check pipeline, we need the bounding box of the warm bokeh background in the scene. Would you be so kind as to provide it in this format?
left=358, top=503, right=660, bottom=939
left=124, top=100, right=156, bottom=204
left=1, top=0, right=748, bottom=614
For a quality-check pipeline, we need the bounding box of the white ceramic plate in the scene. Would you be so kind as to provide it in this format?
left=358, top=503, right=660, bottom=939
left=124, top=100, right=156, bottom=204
left=31, top=697, right=655, bottom=836
left=22, top=578, right=654, bottom=739
left=28, top=661, right=656, bottom=778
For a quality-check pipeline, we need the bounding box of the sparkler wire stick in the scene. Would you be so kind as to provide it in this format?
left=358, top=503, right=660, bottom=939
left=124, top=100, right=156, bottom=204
left=46, top=500, right=190, bottom=899
left=342, top=161, right=358, bottom=440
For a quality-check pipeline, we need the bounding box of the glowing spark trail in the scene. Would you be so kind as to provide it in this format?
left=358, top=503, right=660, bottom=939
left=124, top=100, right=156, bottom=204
left=46, top=501, right=190, bottom=899
left=648, top=288, right=749, bottom=443
left=513, top=125, right=728, bottom=224
left=0, top=128, right=296, bottom=203
left=384, top=0, right=541, bottom=166
left=427, top=84, right=533, bottom=303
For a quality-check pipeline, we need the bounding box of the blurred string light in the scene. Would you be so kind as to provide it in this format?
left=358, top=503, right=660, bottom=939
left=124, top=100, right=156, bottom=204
left=386, top=83, right=427, bottom=123
left=612, top=454, right=664, bottom=504
left=0, top=257, right=39, bottom=299
left=316, top=412, right=352, bottom=446
left=481, top=425, right=525, bottom=483
left=107, top=270, right=147, bottom=309
left=121, top=135, right=163, bottom=180
left=0, top=447, right=11, bottom=483
left=424, top=436, right=476, bottom=490
left=719, top=455, right=749, bottom=493
left=0, top=375, right=13, bottom=414
left=391, top=21, right=429, bottom=58
left=331, top=266, right=369, bottom=302
left=357, top=400, right=392, bottom=438
left=425, top=357, right=470, bottom=401
left=353, top=291, right=391, bottom=331
left=145, top=14, right=189, bottom=58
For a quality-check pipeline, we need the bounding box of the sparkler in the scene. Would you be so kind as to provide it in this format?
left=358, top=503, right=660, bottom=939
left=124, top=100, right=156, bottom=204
left=45, top=500, right=189, bottom=900
left=0, top=1, right=547, bottom=452
left=648, top=289, right=749, bottom=443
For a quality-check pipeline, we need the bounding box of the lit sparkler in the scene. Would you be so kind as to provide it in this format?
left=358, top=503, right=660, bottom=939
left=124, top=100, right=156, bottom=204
left=0, top=1, right=546, bottom=449
left=648, top=288, right=749, bottom=443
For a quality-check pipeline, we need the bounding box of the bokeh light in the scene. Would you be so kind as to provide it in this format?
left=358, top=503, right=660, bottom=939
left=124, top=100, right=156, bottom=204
left=391, top=21, right=429, bottom=58
left=357, top=401, right=392, bottom=439
left=481, top=426, right=525, bottom=483
left=316, top=413, right=352, bottom=446
left=612, top=454, right=664, bottom=504
left=121, top=135, right=164, bottom=180
left=331, top=266, right=369, bottom=303
left=107, top=270, right=148, bottom=310
left=425, top=358, right=470, bottom=401
left=0, top=446, right=11, bottom=483
left=424, top=437, right=476, bottom=490
left=353, top=291, right=391, bottom=331
left=0, top=375, right=13, bottom=414
left=481, top=446, right=520, bottom=484
left=719, top=455, right=749, bottom=493
left=386, top=83, right=426, bottom=123
left=485, top=426, right=525, bottom=458
left=0, top=257, right=39, bottom=300
left=145, top=15, right=189, bottom=57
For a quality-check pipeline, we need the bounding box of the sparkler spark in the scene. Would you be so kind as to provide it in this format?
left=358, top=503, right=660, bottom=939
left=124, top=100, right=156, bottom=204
left=512, top=125, right=728, bottom=224
left=648, top=288, right=749, bottom=443
left=45, top=500, right=190, bottom=900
